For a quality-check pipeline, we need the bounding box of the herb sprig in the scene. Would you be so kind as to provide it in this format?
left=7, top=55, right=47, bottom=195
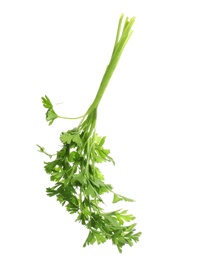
left=38, top=14, right=141, bottom=253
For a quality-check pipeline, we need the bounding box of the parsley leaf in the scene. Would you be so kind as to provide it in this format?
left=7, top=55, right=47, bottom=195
left=41, top=95, right=53, bottom=109
left=113, top=193, right=135, bottom=203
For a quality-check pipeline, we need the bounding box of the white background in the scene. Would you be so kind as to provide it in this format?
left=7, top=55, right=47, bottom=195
left=0, top=0, right=207, bottom=259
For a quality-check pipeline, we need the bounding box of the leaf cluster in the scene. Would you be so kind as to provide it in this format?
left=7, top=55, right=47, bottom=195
left=38, top=104, right=141, bottom=252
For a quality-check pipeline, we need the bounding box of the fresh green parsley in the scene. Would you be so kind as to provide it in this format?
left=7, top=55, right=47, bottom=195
left=38, top=14, right=141, bottom=253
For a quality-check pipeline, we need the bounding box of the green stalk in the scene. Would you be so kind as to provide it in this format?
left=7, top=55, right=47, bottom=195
left=86, top=15, right=135, bottom=115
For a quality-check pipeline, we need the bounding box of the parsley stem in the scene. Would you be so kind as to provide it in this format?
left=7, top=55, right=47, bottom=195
left=58, top=114, right=85, bottom=120
left=86, top=15, right=135, bottom=114
left=79, top=188, right=83, bottom=209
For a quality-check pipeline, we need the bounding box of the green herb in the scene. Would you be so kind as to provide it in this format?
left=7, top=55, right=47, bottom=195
left=38, top=14, right=141, bottom=253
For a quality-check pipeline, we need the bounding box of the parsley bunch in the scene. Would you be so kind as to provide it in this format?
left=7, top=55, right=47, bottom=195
left=38, top=14, right=141, bottom=253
